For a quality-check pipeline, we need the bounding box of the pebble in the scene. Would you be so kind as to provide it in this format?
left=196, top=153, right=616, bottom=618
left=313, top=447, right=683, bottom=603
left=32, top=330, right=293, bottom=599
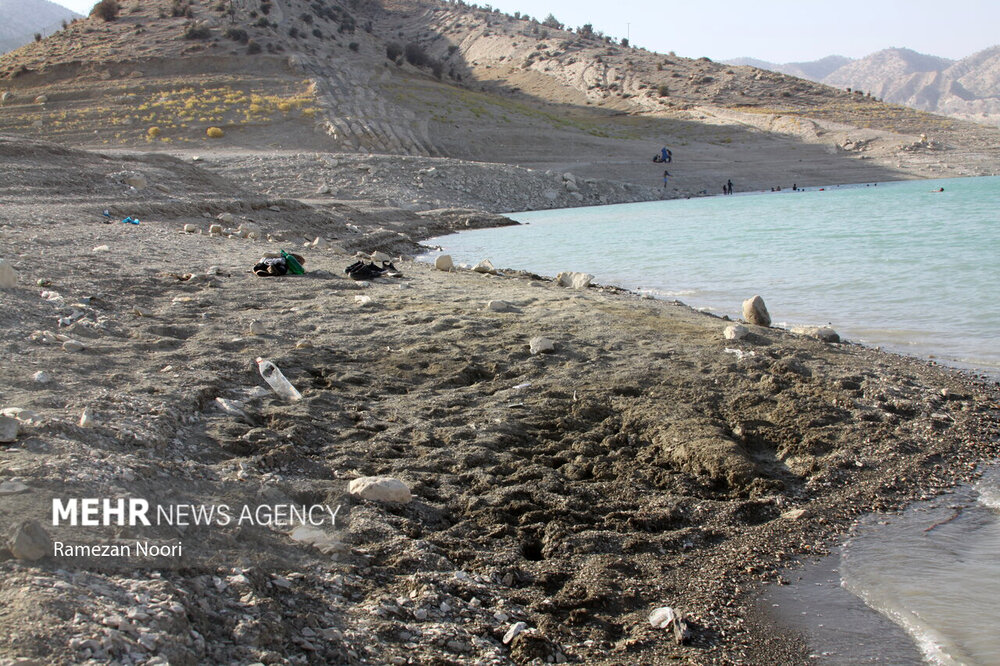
left=354, top=295, right=373, bottom=306
left=92, top=245, right=110, bottom=253
left=503, top=621, right=527, bottom=644
left=0, top=258, right=17, bottom=288
left=248, top=320, right=267, bottom=335
left=0, top=415, right=19, bottom=442
left=486, top=300, right=518, bottom=313
left=434, top=255, right=454, bottom=271
left=32, top=370, right=52, bottom=384
left=349, top=476, right=412, bottom=504
left=529, top=336, right=556, bottom=355
left=62, top=339, right=85, bottom=352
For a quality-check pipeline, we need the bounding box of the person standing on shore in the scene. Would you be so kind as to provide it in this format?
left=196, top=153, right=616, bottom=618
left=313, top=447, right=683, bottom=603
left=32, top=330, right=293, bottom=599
left=727, top=179, right=733, bottom=195
left=663, top=170, right=671, bottom=188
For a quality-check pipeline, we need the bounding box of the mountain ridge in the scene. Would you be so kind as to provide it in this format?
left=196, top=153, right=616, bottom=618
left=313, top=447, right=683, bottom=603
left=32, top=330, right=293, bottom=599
left=0, top=0, right=80, bottom=55
left=725, top=46, right=1000, bottom=127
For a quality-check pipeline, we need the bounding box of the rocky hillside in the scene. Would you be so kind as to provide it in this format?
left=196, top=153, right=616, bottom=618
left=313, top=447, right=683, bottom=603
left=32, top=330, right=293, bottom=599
left=728, top=47, right=1000, bottom=128
left=0, top=0, right=80, bottom=55
left=1, top=0, right=998, bottom=196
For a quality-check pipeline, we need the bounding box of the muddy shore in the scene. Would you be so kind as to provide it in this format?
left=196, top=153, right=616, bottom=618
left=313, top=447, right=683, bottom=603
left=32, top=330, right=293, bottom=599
left=2, top=135, right=1000, bottom=665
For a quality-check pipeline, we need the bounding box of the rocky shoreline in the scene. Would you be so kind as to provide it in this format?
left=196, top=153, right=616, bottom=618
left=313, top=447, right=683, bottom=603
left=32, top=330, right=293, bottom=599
left=2, top=135, right=1000, bottom=665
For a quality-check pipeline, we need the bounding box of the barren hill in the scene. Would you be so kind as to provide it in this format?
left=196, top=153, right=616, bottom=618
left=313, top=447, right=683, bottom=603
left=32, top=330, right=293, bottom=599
left=1, top=0, right=998, bottom=202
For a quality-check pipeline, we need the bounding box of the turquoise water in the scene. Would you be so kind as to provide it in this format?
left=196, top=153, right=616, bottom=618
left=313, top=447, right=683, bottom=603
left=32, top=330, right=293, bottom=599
left=427, top=177, right=1000, bottom=664
left=425, top=176, right=1000, bottom=376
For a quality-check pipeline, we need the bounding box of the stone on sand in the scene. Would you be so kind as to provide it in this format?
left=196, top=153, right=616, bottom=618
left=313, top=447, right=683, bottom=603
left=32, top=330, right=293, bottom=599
left=182, top=224, right=198, bottom=233
left=556, top=272, right=593, bottom=290
left=723, top=324, right=749, bottom=340
left=486, top=300, right=518, bottom=313
left=348, top=476, right=412, bottom=504
left=742, top=295, right=771, bottom=327
left=0, top=259, right=17, bottom=288
left=791, top=326, right=840, bottom=343
left=0, top=416, right=19, bottom=443
left=529, top=336, right=556, bottom=355
left=8, top=520, right=51, bottom=561
left=472, top=259, right=496, bottom=274
left=434, top=255, right=453, bottom=271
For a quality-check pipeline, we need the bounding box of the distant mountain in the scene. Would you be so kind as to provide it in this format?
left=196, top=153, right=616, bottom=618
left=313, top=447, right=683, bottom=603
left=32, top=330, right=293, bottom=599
left=727, top=55, right=853, bottom=81
left=726, top=47, right=1000, bottom=127
left=0, top=0, right=80, bottom=54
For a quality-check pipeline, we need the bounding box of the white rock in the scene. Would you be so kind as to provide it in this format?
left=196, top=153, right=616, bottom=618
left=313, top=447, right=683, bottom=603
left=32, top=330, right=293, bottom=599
left=79, top=408, right=95, bottom=428
left=208, top=224, right=223, bottom=236
left=434, top=255, right=453, bottom=271
left=503, top=622, right=528, bottom=644
left=0, top=416, right=19, bottom=442
left=311, top=237, right=329, bottom=249
left=32, top=371, right=51, bottom=384
left=348, top=476, right=412, bottom=504
left=217, top=212, right=235, bottom=224
left=742, top=295, right=771, bottom=327
left=62, top=339, right=85, bottom=352
left=316, top=183, right=331, bottom=195
left=472, top=259, right=496, bottom=274
left=92, top=245, right=110, bottom=253
left=723, top=324, right=749, bottom=340
left=556, top=271, right=593, bottom=290
left=649, top=606, right=678, bottom=629
left=529, top=336, right=555, bottom=355
left=248, top=320, right=267, bottom=335
left=0, top=259, right=18, bottom=288
left=371, top=251, right=391, bottom=263
left=182, top=224, right=198, bottom=233
left=34, top=94, right=48, bottom=104
left=354, top=295, right=373, bottom=306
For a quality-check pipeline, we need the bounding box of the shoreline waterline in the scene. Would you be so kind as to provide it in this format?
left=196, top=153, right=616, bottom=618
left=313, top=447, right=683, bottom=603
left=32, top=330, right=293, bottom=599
left=422, top=175, right=1000, bottom=380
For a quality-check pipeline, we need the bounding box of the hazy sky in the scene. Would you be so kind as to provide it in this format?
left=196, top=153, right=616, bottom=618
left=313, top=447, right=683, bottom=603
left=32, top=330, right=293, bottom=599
left=51, top=0, right=1000, bottom=63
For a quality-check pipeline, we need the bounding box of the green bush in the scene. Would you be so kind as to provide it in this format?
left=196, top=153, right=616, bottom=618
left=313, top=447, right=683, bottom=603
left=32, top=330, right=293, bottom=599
left=184, top=23, right=211, bottom=39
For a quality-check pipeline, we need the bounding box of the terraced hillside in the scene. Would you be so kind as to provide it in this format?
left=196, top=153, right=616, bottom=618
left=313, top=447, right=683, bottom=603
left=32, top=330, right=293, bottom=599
left=0, top=0, right=998, bottom=196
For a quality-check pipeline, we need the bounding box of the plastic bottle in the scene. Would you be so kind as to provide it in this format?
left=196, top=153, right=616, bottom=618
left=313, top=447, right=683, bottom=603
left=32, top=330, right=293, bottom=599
left=256, top=357, right=302, bottom=401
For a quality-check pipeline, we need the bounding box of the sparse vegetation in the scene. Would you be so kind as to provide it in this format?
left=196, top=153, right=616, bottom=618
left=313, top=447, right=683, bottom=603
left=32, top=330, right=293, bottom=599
left=404, top=42, right=429, bottom=67
left=183, top=23, right=211, bottom=40
left=386, top=42, right=403, bottom=61
left=206, top=127, right=224, bottom=138
left=541, top=13, right=562, bottom=30
left=658, top=85, right=669, bottom=97
left=223, top=27, right=248, bottom=44
left=247, top=40, right=262, bottom=54
left=348, top=42, right=359, bottom=52
left=90, top=0, right=120, bottom=22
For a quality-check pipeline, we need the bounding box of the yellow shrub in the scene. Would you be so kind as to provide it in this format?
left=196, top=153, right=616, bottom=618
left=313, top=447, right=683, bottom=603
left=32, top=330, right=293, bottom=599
left=206, top=127, right=224, bottom=138
left=147, top=126, right=161, bottom=139
left=277, top=102, right=292, bottom=112
left=302, top=108, right=316, bottom=118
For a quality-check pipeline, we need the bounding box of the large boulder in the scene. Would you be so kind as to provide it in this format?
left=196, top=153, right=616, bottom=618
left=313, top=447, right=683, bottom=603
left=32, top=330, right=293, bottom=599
left=742, top=295, right=771, bottom=327
left=434, top=255, right=454, bottom=271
